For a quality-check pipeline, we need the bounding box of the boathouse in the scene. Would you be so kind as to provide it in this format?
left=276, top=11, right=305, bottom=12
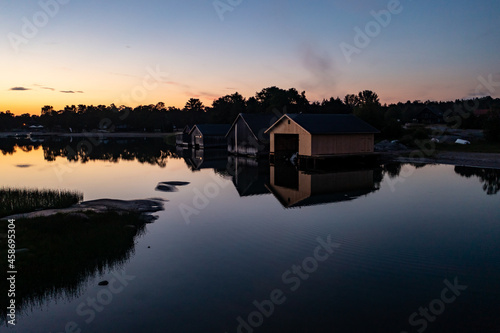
left=265, top=114, right=379, bottom=160
left=226, top=113, right=278, bottom=157
left=176, top=125, right=191, bottom=146
left=190, top=124, right=231, bottom=149
left=414, top=106, right=444, bottom=124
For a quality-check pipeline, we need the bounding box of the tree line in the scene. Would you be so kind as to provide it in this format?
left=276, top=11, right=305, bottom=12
left=1, top=86, right=499, bottom=142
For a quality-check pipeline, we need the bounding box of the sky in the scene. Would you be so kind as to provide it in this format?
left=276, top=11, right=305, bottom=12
left=1, top=0, right=500, bottom=115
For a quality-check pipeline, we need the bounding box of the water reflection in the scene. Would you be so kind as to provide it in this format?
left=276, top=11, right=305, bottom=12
left=267, top=163, right=382, bottom=208
left=0, top=137, right=176, bottom=167
left=182, top=148, right=228, bottom=172
left=455, top=166, right=500, bottom=195
left=226, top=156, right=271, bottom=197
left=0, top=212, right=147, bottom=324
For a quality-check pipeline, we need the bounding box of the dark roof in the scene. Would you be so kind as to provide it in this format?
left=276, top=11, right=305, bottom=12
left=191, top=124, right=231, bottom=136
left=242, top=113, right=279, bottom=136
left=417, top=106, right=443, bottom=117
left=227, top=113, right=279, bottom=139
left=266, top=114, right=379, bottom=134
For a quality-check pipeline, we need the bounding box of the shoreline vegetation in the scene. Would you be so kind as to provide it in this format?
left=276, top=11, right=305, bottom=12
left=0, top=188, right=83, bottom=218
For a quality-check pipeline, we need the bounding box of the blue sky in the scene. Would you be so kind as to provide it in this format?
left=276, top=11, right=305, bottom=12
left=1, top=0, right=499, bottom=114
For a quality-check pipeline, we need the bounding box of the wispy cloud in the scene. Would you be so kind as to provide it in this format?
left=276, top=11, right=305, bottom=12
left=10, top=87, right=30, bottom=91
left=60, top=90, right=84, bottom=94
left=42, top=87, right=55, bottom=91
left=299, top=42, right=337, bottom=92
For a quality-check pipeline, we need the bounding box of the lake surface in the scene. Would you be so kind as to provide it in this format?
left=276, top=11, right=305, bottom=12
left=1, top=138, right=500, bottom=333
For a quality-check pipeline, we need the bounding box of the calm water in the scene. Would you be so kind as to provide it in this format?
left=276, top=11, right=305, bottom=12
left=1, top=138, right=500, bottom=333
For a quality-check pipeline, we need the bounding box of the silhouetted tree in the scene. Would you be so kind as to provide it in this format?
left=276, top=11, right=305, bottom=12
left=183, top=98, right=204, bottom=112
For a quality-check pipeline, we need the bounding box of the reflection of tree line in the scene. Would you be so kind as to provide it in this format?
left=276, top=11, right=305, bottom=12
left=455, top=166, right=500, bottom=195
left=382, top=162, right=500, bottom=195
left=0, top=212, right=146, bottom=324
left=0, top=138, right=178, bottom=167
left=381, top=162, right=426, bottom=179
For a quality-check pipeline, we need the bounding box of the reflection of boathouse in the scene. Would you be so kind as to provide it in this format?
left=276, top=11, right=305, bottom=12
left=227, top=155, right=270, bottom=197
left=266, top=165, right=379, bottom=208
left=184, top=148, right=228, bottom=171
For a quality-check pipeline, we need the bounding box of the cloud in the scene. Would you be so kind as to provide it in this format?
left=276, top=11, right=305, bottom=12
left=60, top=90, right=84, bottom=94
left=298, top=42, right=337, bottom=93
left=42, top=87, right=55, bottom=91
left=10, top=87, right=30, bottom=91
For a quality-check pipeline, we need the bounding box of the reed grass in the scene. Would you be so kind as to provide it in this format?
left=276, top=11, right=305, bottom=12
left=0, top=187, right=83, bottom=217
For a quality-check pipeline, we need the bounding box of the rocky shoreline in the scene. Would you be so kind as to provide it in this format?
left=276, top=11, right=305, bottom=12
left=385, top=151, right=500, bottom=169
left=1, top=198, right=165, bottom=221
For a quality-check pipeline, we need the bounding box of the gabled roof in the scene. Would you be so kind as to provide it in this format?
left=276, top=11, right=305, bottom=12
left=265, top=114, right=380, bottom=135
left=226, top=113, right=278, bottom=140
left=190, top=124, right=231, bottom=136
left=416, top=106, right=443, bottom=117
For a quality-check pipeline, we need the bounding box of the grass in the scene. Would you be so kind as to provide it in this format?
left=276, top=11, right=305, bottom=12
left=0, top=188, right=83, bottom=218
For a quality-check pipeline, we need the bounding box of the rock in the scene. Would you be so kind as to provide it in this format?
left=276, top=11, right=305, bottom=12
left=98, top=280, right=109, bottom=286
left=140, top=215, right=158, bottom=224
left=1, top=198, right=164, bottom=221
left=375, top=140, right=409, bottom=152
left=155, top=181, right=190, bottom=192
left=155, top=184, right=178, bottom=192
left=158, top=181, right=190, bottom=186
left=66, top=213, right=91, bottom=221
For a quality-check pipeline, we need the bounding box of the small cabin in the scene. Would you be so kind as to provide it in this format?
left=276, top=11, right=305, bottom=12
left=265, top=114, right=379, bottom=159
left=226, top=113, right=278, bottom=157
left=414, top=106, right=444, bottom=124
left=176, top=125, right=191, bottom=146
left=190, top=124, right=231, bottom=149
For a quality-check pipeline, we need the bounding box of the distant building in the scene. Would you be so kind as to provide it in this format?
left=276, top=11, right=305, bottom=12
left=226, top=113, right=278, bottom=157
left=473, top=109, right=490, bottom=117
left=414, top=106, right=444, bottom=124
left=190, top=124, right=231, bottom=148
left=176, top=125, right=191, bottom=147
left=264, top=114, right=379, bottom=159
